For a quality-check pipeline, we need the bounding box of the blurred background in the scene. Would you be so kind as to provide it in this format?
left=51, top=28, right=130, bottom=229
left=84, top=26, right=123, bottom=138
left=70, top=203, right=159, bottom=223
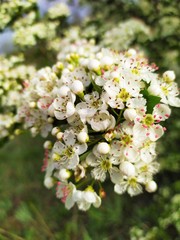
left=0, top=0, right=179, bottom=239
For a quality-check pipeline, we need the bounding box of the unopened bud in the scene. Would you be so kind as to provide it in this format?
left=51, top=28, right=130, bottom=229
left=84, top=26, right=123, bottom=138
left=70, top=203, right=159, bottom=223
left=71, top=80, right=84, bottom=94
left=56, top=132, right=63, bottom=140
left=145, top=180, right=157, bottom=193
left=163, top=70, right=175, bottom=82
left=88, top=59, right=100, bottom=70
left=59, top=168, right=71, bottom=181
left=43, top=140, right=52, bottom=149
left=29, top=102, right=36, bottom=108
left=120, top=161, right=135, bottom=176
left=97, top=142, right=110, bottom=154
left=77, top=132, right=89, bottom=143
left=44, top=177, right=54, bottom=189
left=51, top=127, right=60, bottom=136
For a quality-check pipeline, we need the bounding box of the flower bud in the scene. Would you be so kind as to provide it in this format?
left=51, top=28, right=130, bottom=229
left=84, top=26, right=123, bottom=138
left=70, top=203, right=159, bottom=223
left=51, top=127, right=60, bottom=136
left=29, top=101, right=36, bottom=108
left=47, top=117, right=54, bottom=123
left=100, top=56, right=114, bottom=67
left=127, top=48, right=137, bottom=56
left=148, top=84, right=160, bottom=95
left=124, top=109, right=137, bottom=121
left=163, top=70, right=175, bottom=82
left=30, top=127, right=38, bottom=136
left=88, top=59, right=100, bottom=70
left=110, top=71, right=119, bottom=79
left=120, top=161, right=135, bottom=176
left=59, top=168, right=71, bottom=181
left=52, top=153, right=60, bottom=161
left=71, top=80, right=84, bottom=94
left=56, top=132, right=63, bottom=140
left=44, top=177, right=54, bottom=189
left=97, top=142, right=110, bottom=154
left=43, top=140, right=52, bottom=149
left=145, top=180, right=157, bottom=193
left=77, top=132, right=89, bottom=143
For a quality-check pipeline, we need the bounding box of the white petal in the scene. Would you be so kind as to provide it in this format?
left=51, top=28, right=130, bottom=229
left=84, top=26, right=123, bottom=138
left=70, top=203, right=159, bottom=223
left=149, top=125, right=164, bottom=141
left=68, top=154, right=79, bottom=169
left=84, top=191, right=96, bottom=203
left=66, top=102, right=75, bottom=117
left=54, top=110, right=67, bottom=120
left=63, top=131, right=76, bottom=146
left=86, top=153, right=99, bottom=167
left=110, top=167, right=122, bottom=184
left=53, top=141, right=66, bottom=153
left=74, top=143, right=87, bottom=155
left=114, top=183, right=127, bottom=195
left=65, top=195, right=75, bottom=210
left=93, top=196, right=101, bottom=208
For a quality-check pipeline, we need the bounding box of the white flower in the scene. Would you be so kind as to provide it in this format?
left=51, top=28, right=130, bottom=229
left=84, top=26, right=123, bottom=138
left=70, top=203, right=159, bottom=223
left=133, top=113, right=165, bottom=141
left=135, top=160, right=160, bottom=183
left=76, top=91, right=108, bottom=123
left=86, top=146, right=120, bottom=182
left=74, top=186, right=101, bottom=211
left=153, top=103, right=171, bottom=121
left=114, top=176, right=143, bottom=196
left=53, top=89, right=76, bottom=120
left=52, top=131, right=87, bottom=169
left=88, top=110, right=116, bottom=132
left=61, top=67, right=91, bottom=88
left=56, top=182, right=76, bottom=210
left=148, top=79, right=180, bottom=107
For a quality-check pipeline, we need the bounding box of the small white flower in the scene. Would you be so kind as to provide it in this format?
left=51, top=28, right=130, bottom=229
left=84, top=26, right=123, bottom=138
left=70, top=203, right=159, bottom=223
left=74, top=187, right=101, bottom=211
left=88, top=110, right=116, bottom=132
left=56, top=182, right=76, bottom=210
left=86, top=146, right=120, bottom=182
left=52, top=131, right=87, bottom=169
left=114, top=176, right=143, bottom=196
left=76, top=91, right=108, bottom=123
left=53, top=89, right=76, bottom=120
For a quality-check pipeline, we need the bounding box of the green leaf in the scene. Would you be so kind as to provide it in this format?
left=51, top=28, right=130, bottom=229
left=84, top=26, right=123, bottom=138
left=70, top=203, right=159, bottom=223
left=141, top=89, right=161, bottom=113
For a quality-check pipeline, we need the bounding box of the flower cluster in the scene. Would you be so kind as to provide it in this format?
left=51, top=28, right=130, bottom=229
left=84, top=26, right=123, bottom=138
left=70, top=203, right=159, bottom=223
left=0, top=54, right=36, bottom=142
left=18, top=44, right=180, bottom=211
left=102, top=19, right=150, bottom=50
